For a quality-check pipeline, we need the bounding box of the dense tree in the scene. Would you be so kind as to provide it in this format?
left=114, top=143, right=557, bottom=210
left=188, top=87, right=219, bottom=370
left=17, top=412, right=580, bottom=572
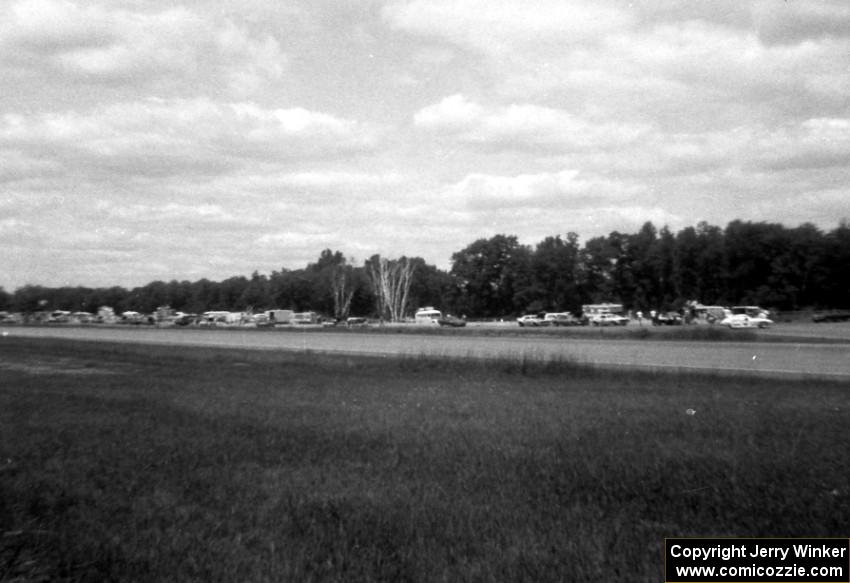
left=578, top=235, right=620, bottom=304
left=820, top=221, right=850, bottom=308
left=4, top=219, right=848, bottom=319
left=621, top=222, right=658, bottom=310
left=529, top=233, right=581, bottom=313
left=402, top=258, right=456, bottom=313
left=450, top=235, right=532, bottom=317
left=238, top=271, right=272, bottom=311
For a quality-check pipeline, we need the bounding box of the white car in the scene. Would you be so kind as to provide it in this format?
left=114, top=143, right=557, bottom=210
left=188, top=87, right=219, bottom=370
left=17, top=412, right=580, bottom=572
left=590, top=313, right=629, bottom=326
left=720, top=314, right=773, bottom=329
left=517, top=314, right=544, bottom=327
left=543, top=312, right=581, bottom=326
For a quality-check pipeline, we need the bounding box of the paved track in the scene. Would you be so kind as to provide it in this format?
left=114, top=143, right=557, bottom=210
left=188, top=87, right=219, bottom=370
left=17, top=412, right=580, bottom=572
left=3, top=325, right=849, bottom=380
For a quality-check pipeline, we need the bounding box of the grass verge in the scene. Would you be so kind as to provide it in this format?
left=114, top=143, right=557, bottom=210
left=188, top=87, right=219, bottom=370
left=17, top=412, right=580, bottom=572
left=1, top=337, right=848, bottom=582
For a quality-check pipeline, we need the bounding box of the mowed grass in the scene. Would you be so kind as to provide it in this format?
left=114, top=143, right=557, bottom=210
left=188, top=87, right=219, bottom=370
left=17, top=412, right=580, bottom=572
left=1, top=338, right=848, bottom=582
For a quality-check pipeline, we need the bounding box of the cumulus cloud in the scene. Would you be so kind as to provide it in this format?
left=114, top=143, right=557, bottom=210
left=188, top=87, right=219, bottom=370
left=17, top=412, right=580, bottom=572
left=748, top=117, right=850, bottom=171
left=752, top=0, right=850, bottom=45
left=443, top=170, right=647, bottom=211
left=0, top=0, right=286, bottom=95
left=414, top=95, right=651, bottom=152
left=0, top=98, right=380, bottom=181
left=1, top=0, right=848, bottom=290
left=413, top=94, right=483, bottom=132
left=383, top=0, right=633, bottom=56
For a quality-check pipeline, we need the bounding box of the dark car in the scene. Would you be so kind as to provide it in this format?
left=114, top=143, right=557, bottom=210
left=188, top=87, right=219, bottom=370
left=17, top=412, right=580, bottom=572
left=438, top=314, right=467, bottom=327
left=654, top=312, right=683, bottom=326
left=812, top=311, right=850, bottom=323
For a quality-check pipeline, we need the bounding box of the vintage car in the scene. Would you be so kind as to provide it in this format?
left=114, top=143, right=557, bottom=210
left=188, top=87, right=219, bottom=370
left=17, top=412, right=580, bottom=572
left=590, top=313, right=629, bottom=326
left=720, top=314, right=773, bottom=329
left=653, top=312, right=683, bottom=326
left=812, top=311, right=850, bottom=323
left=516, top=314, right=544, bottom=327
left=543, top=312, right=581, bottom=326
left=437, top=314, right=467, bottom=327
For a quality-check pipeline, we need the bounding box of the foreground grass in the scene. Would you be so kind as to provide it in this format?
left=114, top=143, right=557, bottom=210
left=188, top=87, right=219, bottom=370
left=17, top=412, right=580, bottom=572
left=1, top=338, right=848, bottom=582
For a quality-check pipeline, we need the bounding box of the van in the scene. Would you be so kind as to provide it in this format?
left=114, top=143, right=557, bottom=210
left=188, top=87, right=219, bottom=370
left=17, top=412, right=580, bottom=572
left=414, top=307, right=442, bottom=325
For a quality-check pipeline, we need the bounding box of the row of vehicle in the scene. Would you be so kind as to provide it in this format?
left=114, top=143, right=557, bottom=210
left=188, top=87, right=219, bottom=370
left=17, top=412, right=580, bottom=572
left=517, top=312, right=581, bottom=327
left=516, top=312, right=623, bottom=327
left=413, top=308, right=467, bottom=327
left=514, top=305, right=776, bottom=329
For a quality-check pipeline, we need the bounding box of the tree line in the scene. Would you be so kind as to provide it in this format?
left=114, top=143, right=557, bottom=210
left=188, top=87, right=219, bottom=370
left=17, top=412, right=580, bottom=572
left=2, top=220, right=848, bottom=319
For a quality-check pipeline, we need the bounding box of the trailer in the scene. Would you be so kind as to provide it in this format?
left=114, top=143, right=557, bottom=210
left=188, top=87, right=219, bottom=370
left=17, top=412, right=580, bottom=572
left=292, top=311, right=318, bottom=325
left=265, top=309, right=295, bottom=325
left=414, top=307, right=442, bottom=325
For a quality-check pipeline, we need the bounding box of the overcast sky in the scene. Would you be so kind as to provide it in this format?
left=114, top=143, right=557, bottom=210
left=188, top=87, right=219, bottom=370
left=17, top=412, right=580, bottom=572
left=2, top=0, right=849, bottom=290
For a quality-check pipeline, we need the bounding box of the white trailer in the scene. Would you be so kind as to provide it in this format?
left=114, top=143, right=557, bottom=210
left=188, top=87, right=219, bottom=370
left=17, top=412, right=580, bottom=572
left=265, top=309, right=295, bottom=325
left=414, top=307, right=442, bottom=325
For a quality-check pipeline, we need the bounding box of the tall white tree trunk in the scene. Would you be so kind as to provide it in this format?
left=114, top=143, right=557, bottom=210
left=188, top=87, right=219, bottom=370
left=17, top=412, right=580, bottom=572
left=368, top=257, right=415, bottom=322
left=330, top=265, right=354, bottom=319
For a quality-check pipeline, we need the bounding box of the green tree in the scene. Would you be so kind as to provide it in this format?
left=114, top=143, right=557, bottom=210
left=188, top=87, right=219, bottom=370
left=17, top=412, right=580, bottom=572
left=238, top=271, right=272, bottom=311
left=450, top=234, right=532, bottom=317
left=578, top=235, right=620, bottom=304
left=530, top=233, right=581, bottom=313
left=0, top=287, right=12, bottom=311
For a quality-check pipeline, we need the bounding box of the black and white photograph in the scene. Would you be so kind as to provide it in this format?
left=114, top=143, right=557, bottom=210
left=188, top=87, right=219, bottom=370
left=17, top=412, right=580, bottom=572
left=1, top=1, right=849, bottom=580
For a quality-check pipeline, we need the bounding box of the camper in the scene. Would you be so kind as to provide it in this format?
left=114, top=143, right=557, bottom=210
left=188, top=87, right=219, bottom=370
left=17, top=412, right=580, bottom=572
left=414, top=307, right=442, bottom=325
left=292, top=312, right=318, bottom=325
left=97, top=306, right=117, bottom=324
left=265, top=309, right=295, bottom=325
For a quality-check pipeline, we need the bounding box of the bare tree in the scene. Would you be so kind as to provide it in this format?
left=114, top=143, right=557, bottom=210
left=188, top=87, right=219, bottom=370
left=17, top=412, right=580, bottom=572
left=329, top=264, right=355, bottom=320
left=368, top=256, right=416, bottom=322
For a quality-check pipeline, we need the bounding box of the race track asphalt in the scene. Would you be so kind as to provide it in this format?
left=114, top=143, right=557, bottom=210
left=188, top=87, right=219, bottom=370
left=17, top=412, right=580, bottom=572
left=3, top=325, right=849, bottom=380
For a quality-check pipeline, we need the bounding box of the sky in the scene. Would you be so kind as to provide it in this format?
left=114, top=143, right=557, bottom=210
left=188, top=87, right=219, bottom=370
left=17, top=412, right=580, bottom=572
left=1, top=0, right=849, bottom=290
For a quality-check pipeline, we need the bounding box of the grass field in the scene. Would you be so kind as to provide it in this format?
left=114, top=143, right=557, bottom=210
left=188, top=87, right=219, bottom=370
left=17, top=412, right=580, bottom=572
left=1, top=337, right=848, bottom=582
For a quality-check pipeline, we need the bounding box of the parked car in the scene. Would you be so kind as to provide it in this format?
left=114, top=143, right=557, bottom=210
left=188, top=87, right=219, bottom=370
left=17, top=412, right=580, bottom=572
left=173, top=313, right=198, bottom=326
left=653, top=312, right=683, bottom=326
left=517, top=314, right=544, bottom=327
left=730, top=306, right=771, bottom=319
left=590, top=313, right=629, bottom=326
left=438, top=314, right=467, bottom=327
left=720, top=314, right=773, bottom=329
left=812, top=311, right=850, bottom=323
left=543, top=312, right=581, bottom=326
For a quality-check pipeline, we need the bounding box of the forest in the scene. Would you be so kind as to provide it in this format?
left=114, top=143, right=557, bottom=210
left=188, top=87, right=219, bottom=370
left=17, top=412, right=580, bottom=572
left=2, top=219, right=849, bottom=319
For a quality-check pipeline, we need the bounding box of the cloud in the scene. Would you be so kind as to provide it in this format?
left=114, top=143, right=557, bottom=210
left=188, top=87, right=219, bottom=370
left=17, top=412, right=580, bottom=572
left=0, top=98, right=380, bottom=181
left=1, top=1, right=848, bottom=291
left=421, top=169, right=684, bottom=249
left=413, top=94, right=483, bottom=132
left=0, top=0, right=286, bottom=95
left=274, top=171, right=406, bottom=191
left=383, top=0, right=633, bottom=56
left=752, top=1, right=850, bottom=45
left=414, top=95, right=651, bottom=152
left=441, top=170, right=647, bottom=213
left=391, top=1, right=850, bottom=131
